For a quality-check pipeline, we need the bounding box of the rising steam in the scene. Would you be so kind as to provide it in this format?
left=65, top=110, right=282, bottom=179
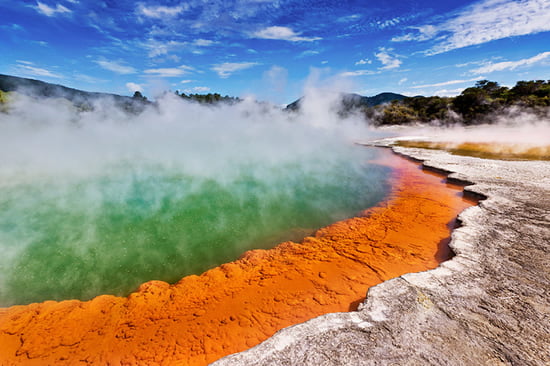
left=0, top=89, right=389, bottom=306
left=384, top=105, right=550, bottom=157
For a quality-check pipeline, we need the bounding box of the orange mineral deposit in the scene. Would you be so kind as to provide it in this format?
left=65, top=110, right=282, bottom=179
left=0, top=149, right=476, bottom=365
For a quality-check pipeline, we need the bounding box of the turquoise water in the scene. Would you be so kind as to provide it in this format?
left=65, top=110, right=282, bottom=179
left=0, top=148, right=389, bottom=306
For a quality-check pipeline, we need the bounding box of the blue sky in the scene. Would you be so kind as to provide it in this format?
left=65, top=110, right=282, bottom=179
left=0, top=0, right=549, bottom=104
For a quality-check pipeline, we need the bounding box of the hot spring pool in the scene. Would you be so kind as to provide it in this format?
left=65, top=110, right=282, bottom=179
left=0, top=153, right=389, bottom=306
left=0, top=95, right=390, bottom=306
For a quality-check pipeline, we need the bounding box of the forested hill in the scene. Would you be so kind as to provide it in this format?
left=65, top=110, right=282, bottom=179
left=371, top=80, right=550, bottom=125
left=0, top=74, right=240, bottom=109
left=285, top=92, right=406, bottom=111
left=0, top=74, right=150, bottom=112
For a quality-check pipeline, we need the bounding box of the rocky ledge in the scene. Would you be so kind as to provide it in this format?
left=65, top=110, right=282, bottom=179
left=214, top=141, right=550, bottom=366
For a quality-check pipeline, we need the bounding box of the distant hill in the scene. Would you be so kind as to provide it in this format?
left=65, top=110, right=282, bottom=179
left=0, top=74, right=150, bottom=112
left=4, top=74, right=545, bottom=126
left=285, top=92, right=407, bottom=111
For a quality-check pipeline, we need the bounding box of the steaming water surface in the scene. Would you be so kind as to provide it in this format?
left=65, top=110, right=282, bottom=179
left=0, top=94, right=389, bottom=306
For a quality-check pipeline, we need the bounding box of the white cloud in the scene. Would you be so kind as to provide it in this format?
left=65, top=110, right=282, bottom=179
left=398, top=78, right=408, bottom=85
left=143, top=65, right=195, bottom=78
left=15, top=61, right=63, bottom=78
left=126, top=82, right=143, bottom=93
left=212, top=62, right=259, bottom=78
left=470, top=51, right=550, bottom=73
left=340, top=70, right=379, bottom=77
left=375, top=48, right=402, bottom=70
left=355, top=58, right=372, bottom=65
left=138, top=4, right=186, bottom=18
left=392, top=0, right=550, bottom=54
left=252, top=26, right=321, bottom=42
left=180, top=80, right=194, bottom=84
left=35, top=2, right=71, bottom=17
left=433, top=88, right=465, bottom=97
left=411, top=76, right=486, bottom=89
left=95, top=60, right=136, bottom=74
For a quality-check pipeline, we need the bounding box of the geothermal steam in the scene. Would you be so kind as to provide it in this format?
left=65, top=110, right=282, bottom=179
left=0, top=92, right=388, bottom=306
left=392, top=106, right=550, bottom=155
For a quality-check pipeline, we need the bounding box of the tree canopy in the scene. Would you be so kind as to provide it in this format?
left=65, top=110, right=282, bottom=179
left=175, top=91, right=240, bottom=105
left=372, top=79, right=550, bottom=126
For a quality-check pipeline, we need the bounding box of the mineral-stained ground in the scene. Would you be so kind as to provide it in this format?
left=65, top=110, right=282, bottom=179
left=214, top=141, right=550, bottom=366
left=0, top=148, right=475, bottom=365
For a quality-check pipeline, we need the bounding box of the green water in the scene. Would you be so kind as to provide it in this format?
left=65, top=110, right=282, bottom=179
left=0, top=150, right=389, bottom=306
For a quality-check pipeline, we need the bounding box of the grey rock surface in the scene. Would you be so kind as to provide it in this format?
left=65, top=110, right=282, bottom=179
left=212, top=141, right=550, bottom=366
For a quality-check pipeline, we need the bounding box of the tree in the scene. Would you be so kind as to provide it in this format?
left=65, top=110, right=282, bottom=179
left=132, top=91, right=147, bottom=101
left=509, top=80, right=550, bottom=106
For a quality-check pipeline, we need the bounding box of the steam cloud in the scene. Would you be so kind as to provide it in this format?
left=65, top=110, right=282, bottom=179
left=386, top=106, right=550, bottom=154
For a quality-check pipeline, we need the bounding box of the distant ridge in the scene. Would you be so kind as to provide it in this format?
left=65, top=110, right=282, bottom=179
left=285, top=92, right=406, bottom=111
left=0, top=74, right=149, bottom=112
left=0, top=74, right=407, bottom=114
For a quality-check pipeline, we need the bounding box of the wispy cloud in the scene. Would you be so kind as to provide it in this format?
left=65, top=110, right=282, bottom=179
left=337, top=14, right=362, bottom=23
left=212, top=62, right=259, bottom=78
left=15, top=61, right=63, bottom=78
left=252, top=26, right=321, bottom=42
left=455, top=60, right=488, bottom=68
left=375, top=48, right=402, bottom=70
left=470, top=51, right=550, bottom=73
left=35, top=1, right=71, bottom=17
left=95, top=60, right=136, bottom=74
left=392, top=0, right=550, bottom=55
left=433, top=88, right=465, bottom=97
left=137, top=4, right=186, bottom=18
left=391, top=25, right=436, bottom=42
left=372, top=17, right=403, bottom=29
left=193, top=39, right=216, bottom=47
left=142, top=40, right=187, bottom=58
left=143, top=65, right=195, bottom=78
left=73, top=73, right=106, bottom=84
left=184, top=86, right=211, bottom=93
left=1, top=23, right=24, bottom=32
left=180, top=80, right=194, bottom=84
left=411, top=76, right=486, bottom=89
left=340, top=70, right=379, bottom=77
left=298, top=50, right=320, bottom=58
left=141, top=38, right=216, bottom=58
